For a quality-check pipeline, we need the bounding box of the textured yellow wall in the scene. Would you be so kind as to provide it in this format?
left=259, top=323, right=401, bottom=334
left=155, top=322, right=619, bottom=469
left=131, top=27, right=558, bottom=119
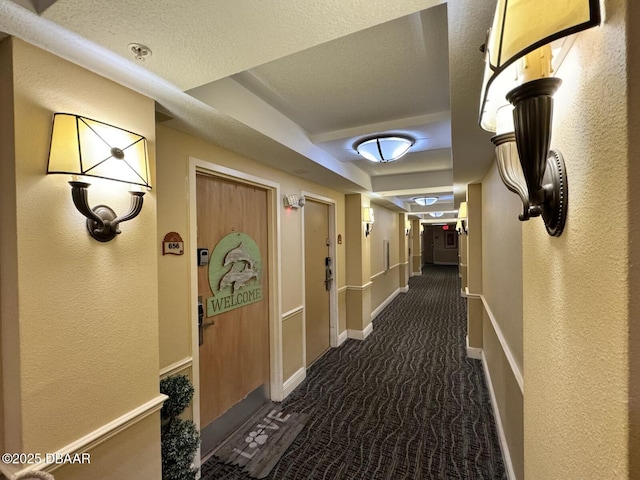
left=155, top=124, right=346, bottom=371
left=371, top=267, right=400, bottom=312
left=482, top=162, right=523, bottom=371
left=0, top=36, right=13, bottom=457
left=369, top=204, right=399, bottom=276
left=51, top=414, right=162, bottom=480
left=480, top=161, right=524, bottom=478
left=6, top=39, right=160, bottom=462
left=282, top=312, right=303, bottom=380
left=629, top=0, right=640, bottom=472
left=483, top=309, right=523, bottom=479
left=523, top=1, right=630, bottom=477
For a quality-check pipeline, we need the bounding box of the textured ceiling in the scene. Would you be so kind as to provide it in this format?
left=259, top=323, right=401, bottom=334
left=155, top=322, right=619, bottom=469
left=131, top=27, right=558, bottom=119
left=1, top=0, right=497, bottom=212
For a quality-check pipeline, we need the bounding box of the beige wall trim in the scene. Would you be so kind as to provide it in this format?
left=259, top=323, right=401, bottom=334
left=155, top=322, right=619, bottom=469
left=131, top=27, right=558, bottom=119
left=283, top=367, right=306, bottom=399
left=346, top=281, right=373, bottom=291
left=371, top=287, right=402, bottom=321
left=282, top=305, right=304, bottom=320
left=465, top=287, right=481, bottom=298
left=466, top=335, right=483, bottom=360
left=482, top=352, right=516, bottom=480
left=347, top=323, right=373, bottom=341
left=481, top=295, right=524, bottom=393
left=337, top=330, right=348, bottom=346
left=337, top=285, right=347, bottom=294
left=3, top=395, right=167, bottom=477
left=159, top=357, right=193, bottom=379
left=370, top=263, right=401, bottom=281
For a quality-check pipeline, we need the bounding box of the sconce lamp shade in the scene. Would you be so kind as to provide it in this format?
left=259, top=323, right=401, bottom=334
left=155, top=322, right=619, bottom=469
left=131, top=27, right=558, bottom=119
left=458, top=202, right=468, bottom=219
left=355, top=136, right=414, bottom=163
left=47, top=113, right=151, bottom=188
left=363, top=207, right=375, bottom=223
left=47, top=113, right=150, bottom=242
left=479, top=0, right=600, bottom=132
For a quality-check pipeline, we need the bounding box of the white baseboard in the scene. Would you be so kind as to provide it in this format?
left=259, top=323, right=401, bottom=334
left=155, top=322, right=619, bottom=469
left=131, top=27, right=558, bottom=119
left=482, top=352, right=516, bottom=480
left=466, top=335, right=482, bottom=360
left=399, top=285, right=409, bottom=293
left=411, top=271, right=422, bottom=277
left=282, top=367, right=306, bottom=399
left=371, top=287, right=401, bottom=320
left=347, top=322, right=373, bottom=341
left=337, top=330, right=348, bottom=346
left=460, top=288, right=468, bottom=298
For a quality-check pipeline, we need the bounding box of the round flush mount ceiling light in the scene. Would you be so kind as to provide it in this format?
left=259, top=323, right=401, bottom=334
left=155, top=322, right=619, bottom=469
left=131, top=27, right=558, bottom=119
left=429, top=212, right=444, bottom=218
left=355, top=135, right=414, bottom=163
left=414, top=197, right=438, bottom=206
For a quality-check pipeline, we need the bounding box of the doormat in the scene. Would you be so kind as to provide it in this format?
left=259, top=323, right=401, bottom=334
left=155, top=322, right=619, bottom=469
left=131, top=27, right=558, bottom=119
left=205, top=402, right=309, bottom=479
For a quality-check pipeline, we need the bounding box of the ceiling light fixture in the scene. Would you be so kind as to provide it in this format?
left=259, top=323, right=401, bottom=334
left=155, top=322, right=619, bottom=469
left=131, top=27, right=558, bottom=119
left=414, top=197, right=438, bottom=206
left=355, top=135, right=414, bottom=163
left=429, top=212, right=444, bottom=218
left=479, top=0, right=601, bottom=236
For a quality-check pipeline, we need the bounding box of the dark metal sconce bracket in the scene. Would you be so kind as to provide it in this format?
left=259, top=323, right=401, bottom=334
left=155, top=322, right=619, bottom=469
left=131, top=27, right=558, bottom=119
left=507, top=77, right=567, bottom=237
left=69, top=181, right=145, bottom=242
left=541, top=149, right=567, bottom=237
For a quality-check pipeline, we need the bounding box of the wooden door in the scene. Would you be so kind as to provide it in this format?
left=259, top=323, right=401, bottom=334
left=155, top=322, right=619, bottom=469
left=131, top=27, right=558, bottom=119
left=424, top=227, right=434, bottom=264
left=304, top=199, right=330, bottom=366
left=196, top=174, right=270, bottom=433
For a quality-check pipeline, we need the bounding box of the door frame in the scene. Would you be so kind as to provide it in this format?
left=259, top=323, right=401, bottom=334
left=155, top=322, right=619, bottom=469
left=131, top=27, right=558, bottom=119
left=188, top=157, right=283, bottom=465
left=300, top=191, right=338, bottom=369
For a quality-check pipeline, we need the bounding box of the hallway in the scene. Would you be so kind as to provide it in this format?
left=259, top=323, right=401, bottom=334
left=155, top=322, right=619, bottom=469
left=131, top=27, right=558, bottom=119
left=202, top=266, right=505, bottom=479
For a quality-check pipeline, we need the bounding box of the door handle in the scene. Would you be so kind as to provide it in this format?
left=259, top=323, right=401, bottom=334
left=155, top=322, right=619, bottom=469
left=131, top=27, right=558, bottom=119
left=198, top=297, right=215, bottom=346
left=324, top=257, right=333, bottom=291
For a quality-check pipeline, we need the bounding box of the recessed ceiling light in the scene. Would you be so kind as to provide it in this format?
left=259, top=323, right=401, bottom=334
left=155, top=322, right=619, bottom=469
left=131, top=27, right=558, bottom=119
left=429, top=212, right=444, bottom=218
left=414, top=197, right=438, bottom=206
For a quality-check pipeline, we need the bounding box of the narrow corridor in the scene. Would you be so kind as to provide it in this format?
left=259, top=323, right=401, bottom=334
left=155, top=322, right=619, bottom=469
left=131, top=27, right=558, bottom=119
left=202, top=266, right=505, bottom=479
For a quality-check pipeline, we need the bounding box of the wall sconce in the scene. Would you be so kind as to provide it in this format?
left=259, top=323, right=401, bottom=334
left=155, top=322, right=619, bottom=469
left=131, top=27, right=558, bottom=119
left=457, top=202, right=468, bottom=235
left=405, top=219, right=411, bottom=236
left=479, top=0, right=600, bottom=236
left=363, top=207, right=374, bottom=237
left=47, top=113, right=151, bottom=242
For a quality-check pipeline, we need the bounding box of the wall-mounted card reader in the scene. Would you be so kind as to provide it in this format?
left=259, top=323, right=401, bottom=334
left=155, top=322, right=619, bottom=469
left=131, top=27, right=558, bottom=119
left=197, top=248, right=209, bottom=266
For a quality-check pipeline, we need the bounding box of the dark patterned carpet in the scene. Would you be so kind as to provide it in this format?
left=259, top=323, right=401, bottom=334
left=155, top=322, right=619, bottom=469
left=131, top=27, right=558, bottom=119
left=202, top=265, right=506, bottom=479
